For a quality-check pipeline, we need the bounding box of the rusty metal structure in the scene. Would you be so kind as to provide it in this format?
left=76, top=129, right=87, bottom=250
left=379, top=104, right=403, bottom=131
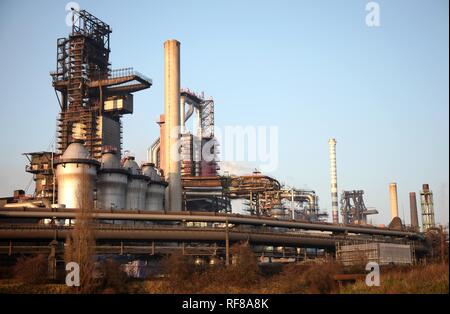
left=23, top=152, right=55, bottom=205
left=420, top=184, right=436, bottom=231
left=340, top=190, right=378, bottom=225
left=51, top=9, right=152, bottom=159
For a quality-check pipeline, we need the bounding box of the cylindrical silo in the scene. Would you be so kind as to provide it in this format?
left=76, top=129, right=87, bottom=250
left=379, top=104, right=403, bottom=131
left=97, top=149, right=128, bottom=210
left=142, top=163, right=167, bottom=211
left=55, top=140, right=99, bottom=209
left=123, top=156, right=147, bottom=210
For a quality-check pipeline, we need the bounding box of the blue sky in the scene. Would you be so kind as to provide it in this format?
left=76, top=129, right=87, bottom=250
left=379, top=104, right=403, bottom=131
left=0, top=0, right=448, bottom=226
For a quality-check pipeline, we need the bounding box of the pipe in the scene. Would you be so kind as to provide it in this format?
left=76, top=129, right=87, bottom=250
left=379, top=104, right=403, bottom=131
left=3, top=202, right=40, bottom=208
left=409, top=192, right=419, bottom=231
left=163, top=39, right=182, bottom=211
left=328, top=138, right=339, bottom=224
left=389, top=183, right=399, bottom=219
left=0, top=225, right=428, bottom=252
left=185, top=102, right=194, bottom=123
left=149, top=138, right=160, bottom=164
left=0, top=209, right=423, bottom=239
left=180, top=95, right=186, bottom=134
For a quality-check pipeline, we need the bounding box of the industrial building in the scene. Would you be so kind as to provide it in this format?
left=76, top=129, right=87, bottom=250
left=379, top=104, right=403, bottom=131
left=0, top=9, right=445, bottom=274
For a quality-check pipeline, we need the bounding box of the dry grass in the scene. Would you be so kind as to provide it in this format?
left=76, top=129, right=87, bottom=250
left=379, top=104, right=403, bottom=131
left=0, top=279, right=70, bottom=294
left=340, top=263, right=449, bottom=294
left=261, top=262, right=341, bottom=294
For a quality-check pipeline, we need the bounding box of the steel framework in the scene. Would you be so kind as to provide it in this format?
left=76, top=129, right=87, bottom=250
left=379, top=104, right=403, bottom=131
left=340, top=190, right=378, bottom=225
left=51, top=9, right=152, bottom=159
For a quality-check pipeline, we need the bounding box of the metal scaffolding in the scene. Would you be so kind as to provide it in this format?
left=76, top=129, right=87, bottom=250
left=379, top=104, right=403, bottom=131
left=51, top=9, right=151, bottom=159
left=340, top=190, right=378, bottom=225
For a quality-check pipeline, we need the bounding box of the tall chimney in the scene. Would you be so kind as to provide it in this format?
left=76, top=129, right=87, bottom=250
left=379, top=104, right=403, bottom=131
left=163, top=39, right=182, bottom=211
left=328, top=138, right=339, bottom=224
left=389, top=182, right=399, bottom=219
left=409, top=192, right=419, bottom=231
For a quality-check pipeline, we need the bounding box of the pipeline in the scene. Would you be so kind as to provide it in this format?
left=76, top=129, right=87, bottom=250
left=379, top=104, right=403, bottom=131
left=0, top=224, right=429, bottom=253
left=0, top=208, right=424, bottom=239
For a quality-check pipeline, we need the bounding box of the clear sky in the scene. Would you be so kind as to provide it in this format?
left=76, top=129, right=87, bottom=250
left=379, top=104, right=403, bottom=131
left=0, top=0, right=448, bottom=226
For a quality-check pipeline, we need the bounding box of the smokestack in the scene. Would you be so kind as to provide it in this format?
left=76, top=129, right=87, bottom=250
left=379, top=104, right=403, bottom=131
left=163, top=39, right=182, bottom=211
left=389, top=182, right=399, bottom=219
left=328, top=138, right=339, bottom=224
left=409, top=192, right=419, bottom=231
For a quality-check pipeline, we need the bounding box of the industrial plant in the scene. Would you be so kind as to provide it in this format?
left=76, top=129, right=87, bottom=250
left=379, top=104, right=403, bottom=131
left=0, top=9, right=447, bottom=292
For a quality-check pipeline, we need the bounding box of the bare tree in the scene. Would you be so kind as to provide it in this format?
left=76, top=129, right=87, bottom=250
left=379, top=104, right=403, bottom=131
left=64, top=170, right=97, bottom=293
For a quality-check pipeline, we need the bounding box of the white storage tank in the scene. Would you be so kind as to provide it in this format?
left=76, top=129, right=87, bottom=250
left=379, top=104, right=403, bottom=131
left=142, top=163, right=167, bottom=211
left=55, top=140, right=99, bottom=209
left=123, top=156, right=147, bottom=209
left=97, top=149, right=128, bottom=210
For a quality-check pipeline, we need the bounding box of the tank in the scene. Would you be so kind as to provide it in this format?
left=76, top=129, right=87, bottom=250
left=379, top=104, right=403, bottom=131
left=55, top=140, right=99, bottom=209
left=123, top=156, right=147, bottom=209
left=141, top=163, right=166, bottom=211
left=97, top=150, right=128, bottom=210
left=271, top=204, right=288, bottom=220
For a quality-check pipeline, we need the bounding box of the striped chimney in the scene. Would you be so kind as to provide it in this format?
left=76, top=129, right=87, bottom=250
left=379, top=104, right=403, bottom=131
left=329, top=138, right=339, bottom=224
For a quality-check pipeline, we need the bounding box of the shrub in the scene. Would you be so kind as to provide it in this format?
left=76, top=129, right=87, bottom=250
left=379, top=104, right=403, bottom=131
left=267, top=262, right=340, bottom=294
left=163, top=252, right=197, bottom=293
left=13, top=255, right=48, bottom=284
left=98, top=259, right=129, bottom=294
left=225, top=242, right=261, bottom=287
left=302, top=263, right=339, bottom=293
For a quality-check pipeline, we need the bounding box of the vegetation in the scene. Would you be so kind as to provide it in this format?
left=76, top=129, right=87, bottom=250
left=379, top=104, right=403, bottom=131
left=340, top=263, right=449, bottom=294
left=13, top=254, right=49, bottom=285
left=64, top=175, right=97, bottom=293
left=0, top=241, right=447, bottom=294
left=97, top=258, right=129, bottom=294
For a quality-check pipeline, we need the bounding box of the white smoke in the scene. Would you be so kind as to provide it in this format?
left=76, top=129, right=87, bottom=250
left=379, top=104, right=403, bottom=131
left=219, top=161, right=255, bottom=176
left=436, top=182, right=449, bottom=226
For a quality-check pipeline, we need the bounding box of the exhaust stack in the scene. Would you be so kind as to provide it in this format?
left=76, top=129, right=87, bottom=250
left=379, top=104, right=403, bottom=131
left=389, top=182, right=399, bottom=219
left=409, top=192, right=419, bottom=231
left=163, top=39, right=182, bottom=211
left=328, top=138, right=339, bottom=224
